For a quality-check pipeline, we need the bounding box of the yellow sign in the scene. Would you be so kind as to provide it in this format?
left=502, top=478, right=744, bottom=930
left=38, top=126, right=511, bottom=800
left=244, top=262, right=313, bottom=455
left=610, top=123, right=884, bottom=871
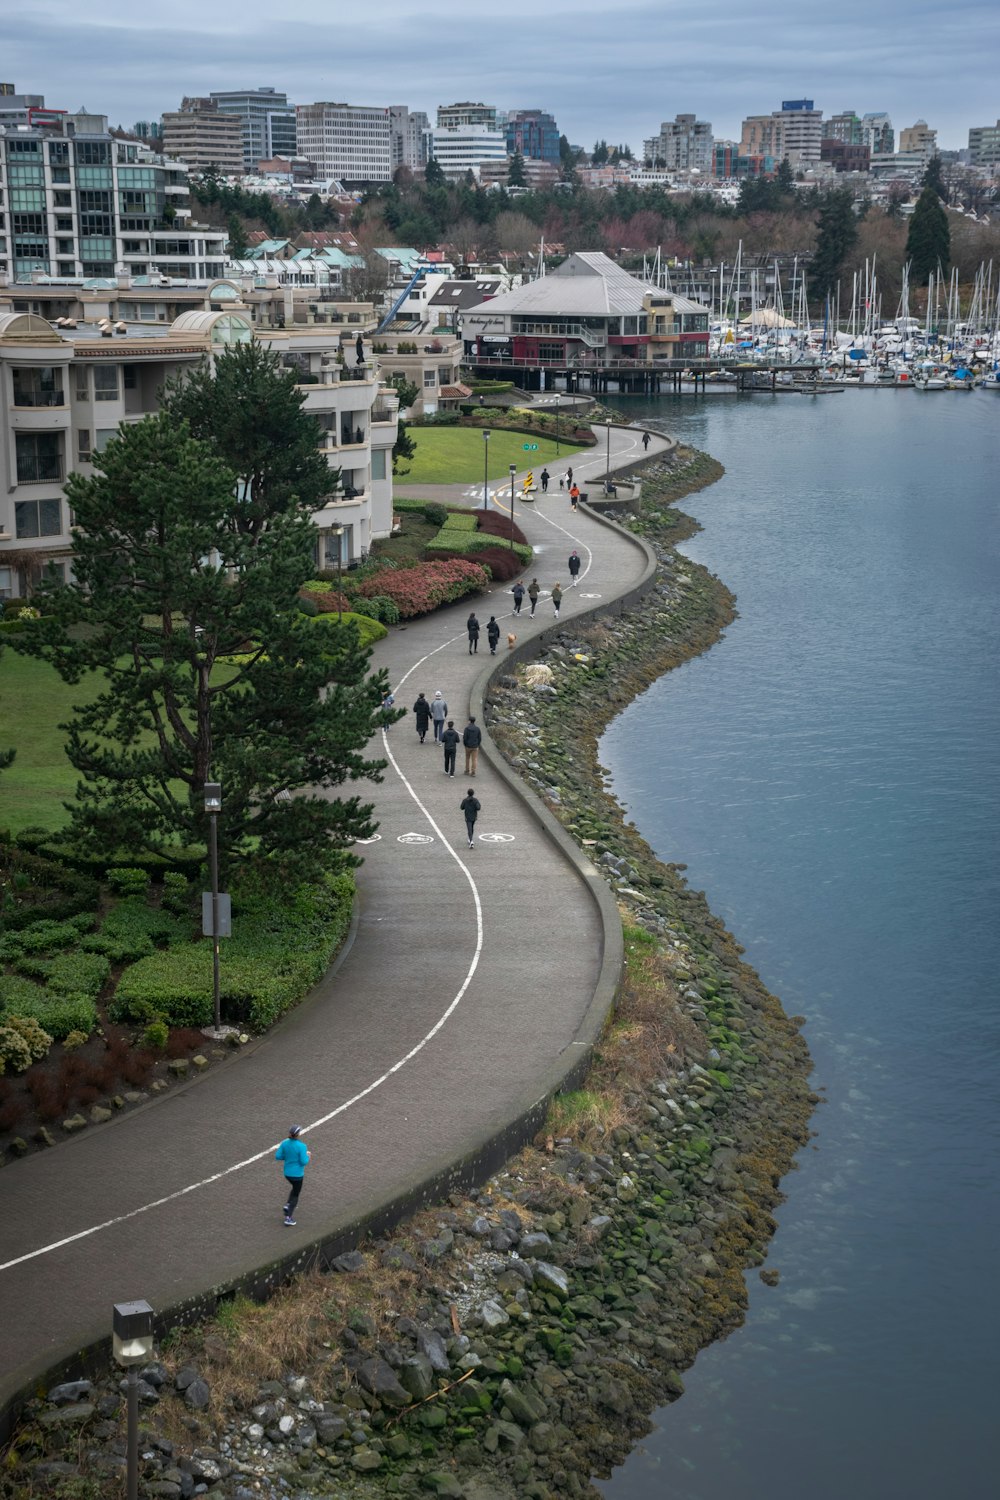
left=524, top=471, right=534, bottom=491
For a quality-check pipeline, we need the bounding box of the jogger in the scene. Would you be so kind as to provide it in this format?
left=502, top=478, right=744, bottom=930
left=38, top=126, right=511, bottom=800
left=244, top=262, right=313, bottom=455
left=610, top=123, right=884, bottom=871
left=275, top=1125, right=310, bottom=1226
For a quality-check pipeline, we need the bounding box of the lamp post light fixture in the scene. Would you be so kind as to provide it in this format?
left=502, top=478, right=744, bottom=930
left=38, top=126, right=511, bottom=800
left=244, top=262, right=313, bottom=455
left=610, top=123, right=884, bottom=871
left=113, top=1300, right=155, bottom=1500
left=605, top=420, right=611, bottom=486
left=332, top=525, right=345, bottom=621
left=481, top=428, right=490, bottom=512
left=508, top=464, right=517, bottom=549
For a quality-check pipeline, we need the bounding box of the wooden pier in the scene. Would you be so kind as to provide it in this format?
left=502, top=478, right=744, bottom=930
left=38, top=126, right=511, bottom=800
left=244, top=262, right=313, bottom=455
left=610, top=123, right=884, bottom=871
left=466, top=354, right=832, bottom=395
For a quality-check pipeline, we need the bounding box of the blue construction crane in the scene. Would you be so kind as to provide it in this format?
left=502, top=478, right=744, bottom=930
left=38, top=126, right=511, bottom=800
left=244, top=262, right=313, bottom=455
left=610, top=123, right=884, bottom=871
left=376, top=267, right=426, bottom=333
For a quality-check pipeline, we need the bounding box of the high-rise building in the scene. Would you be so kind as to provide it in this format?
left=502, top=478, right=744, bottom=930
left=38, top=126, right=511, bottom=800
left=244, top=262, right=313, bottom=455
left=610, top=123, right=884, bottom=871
left=389, top=106, right=431, bottom=173
left=0, top=86, right=48, bottom=131
left=741, top=99, right=823, bottom=168
left=161, top=99, right=244, bottom=174
left=899, top=120, right=938, bottom=165
left=506, top=109, right=560, bottom=163
left=430, top=123, right=507, bottom=180
left=643, top=113, right=713, bottom=172
left=209, top=88, right=296, bottom=173
left=0, top=109, right=227, bottom=281
left=295, top=102, right=393, bottom=184
left=824, top=111, right=863, bottom=145
left=860, top=112, right=894, bottom=154
left=968, top=120, right=1000, bottom=169
left=436, top=102, right=498, bottom=130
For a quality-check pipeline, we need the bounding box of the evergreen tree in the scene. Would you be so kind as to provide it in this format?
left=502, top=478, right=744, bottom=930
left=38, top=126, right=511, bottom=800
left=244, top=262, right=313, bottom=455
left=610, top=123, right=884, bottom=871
left=775, top=158, right=795, bottom=195
left=907, top=185, right=950, bottom=282
left=591, top=140, right=609, bottom=166
left=921, top=154, right=947, bottom=203
left=17, top=374, right=388, bottom=878
left=508, top=151, right=527, bottom=187
left=809, top=188, right=859, bottom=303
left=424, top=157, right=447, bottom=189
left=226, top=214, right=248, bottom=259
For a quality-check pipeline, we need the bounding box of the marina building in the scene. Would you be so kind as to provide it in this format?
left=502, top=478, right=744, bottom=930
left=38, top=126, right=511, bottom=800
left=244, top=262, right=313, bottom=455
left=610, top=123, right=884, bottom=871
left=0, top=110, right=227, bottom=282
left=161, top=99, right=245, bottom=175
left=643, top=114, right=714, bottom=173
left=208, top=88, right=297, bottom=174
left=0, top=276, right=399, bottom=598
left=294, top=103, right=393, bottom=185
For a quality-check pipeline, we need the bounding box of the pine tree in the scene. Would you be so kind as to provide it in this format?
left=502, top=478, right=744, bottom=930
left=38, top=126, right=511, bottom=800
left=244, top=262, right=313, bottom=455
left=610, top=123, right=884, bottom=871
left=809, top=188, right=859, bottom=303
left=907, top=186, right=950, bottom=283
left=508, top=151, right=526, bottom=188
left=17, top=386, right=388, bottom=879
left=921, top=154, right=947, bottom=203
left=226, top=214, right=248, bottom=259
left=424, top=157, right=447, bottom=189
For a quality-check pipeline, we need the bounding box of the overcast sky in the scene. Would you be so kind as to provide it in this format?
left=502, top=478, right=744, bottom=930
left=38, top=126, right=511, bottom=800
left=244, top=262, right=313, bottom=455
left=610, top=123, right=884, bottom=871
left=3, top=0, right=996, bottom=152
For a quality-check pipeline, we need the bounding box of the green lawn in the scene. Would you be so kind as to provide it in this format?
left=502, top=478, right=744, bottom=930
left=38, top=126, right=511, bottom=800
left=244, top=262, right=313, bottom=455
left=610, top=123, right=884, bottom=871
left=400, top=427, right=584, bottom=485
left=0, top=651, right=93, bottom=832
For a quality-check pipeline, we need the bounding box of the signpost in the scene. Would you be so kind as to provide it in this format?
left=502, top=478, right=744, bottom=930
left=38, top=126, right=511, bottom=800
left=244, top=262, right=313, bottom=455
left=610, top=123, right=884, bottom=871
left=522, top=442, right=538, bottom=450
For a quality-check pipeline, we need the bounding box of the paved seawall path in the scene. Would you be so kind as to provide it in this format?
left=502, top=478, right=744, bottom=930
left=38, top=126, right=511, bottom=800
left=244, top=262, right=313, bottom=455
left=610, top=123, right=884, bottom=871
left=0, top=424, right=661, bottom=1425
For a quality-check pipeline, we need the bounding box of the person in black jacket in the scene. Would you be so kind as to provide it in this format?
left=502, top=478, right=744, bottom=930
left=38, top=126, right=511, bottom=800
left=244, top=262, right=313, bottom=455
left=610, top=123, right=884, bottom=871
left=568, top=550, right=581, bottom=586
left=511, top=582, right=525, bottom=614
left=441, top=720, right=460, bottom=776
left=463, top=716, right=482, bottom=775
left=460, top=789, right=481, bottom=848
left=412, top=691, right=432, bottom=742
left=467, top=613, right=480, bottom=654
left=486, top=616, right=500, bottom=654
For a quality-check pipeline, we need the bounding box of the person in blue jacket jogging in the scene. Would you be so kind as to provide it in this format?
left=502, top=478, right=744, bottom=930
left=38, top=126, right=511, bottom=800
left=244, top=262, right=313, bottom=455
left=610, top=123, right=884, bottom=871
left=276, top=1125, right=310, bottom=1225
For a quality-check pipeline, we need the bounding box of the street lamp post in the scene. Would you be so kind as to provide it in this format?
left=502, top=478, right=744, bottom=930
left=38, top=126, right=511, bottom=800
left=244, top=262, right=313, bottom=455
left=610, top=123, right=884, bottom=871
left=482, top=428, right=490, bottom=512
left=332, top=525, right=345, bottom=621
left=204, top=782, right=222, bottom=1032
left=605, top=421, right=611, bottom=487
left=113, top=1300, right=155, bottom=1500
left=509, top=464, right=517, bottom=549
left=555, top=404, right=560, bottom=456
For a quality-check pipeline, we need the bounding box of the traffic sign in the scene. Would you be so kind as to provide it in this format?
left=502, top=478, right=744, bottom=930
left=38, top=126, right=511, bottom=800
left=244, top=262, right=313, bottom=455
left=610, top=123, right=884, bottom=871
left=523, top=442, right=538, bottom=450
left=524, top=471, right=534, bottom=491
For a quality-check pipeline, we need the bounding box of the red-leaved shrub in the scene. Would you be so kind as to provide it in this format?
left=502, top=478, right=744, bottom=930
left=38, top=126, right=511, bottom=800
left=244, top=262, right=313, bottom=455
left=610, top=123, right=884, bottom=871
left=356, top=559, right=488, bottom=618
left=166, top=1028, right=207, bottom=1059
left=475, top=512, right=528, bottom=546
left=300, top=587, right=351, bottom=615
left=433, top=546, right=522, bottom=583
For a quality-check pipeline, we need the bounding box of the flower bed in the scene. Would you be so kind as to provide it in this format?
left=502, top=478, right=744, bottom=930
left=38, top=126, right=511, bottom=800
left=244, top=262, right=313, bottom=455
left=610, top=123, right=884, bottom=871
left=356, top=558, right=489, bottom=618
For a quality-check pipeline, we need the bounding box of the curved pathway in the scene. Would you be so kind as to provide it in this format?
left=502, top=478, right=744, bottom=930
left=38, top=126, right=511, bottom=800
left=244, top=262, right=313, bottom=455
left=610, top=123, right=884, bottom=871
left=0, top=424, right=662, bottom=1417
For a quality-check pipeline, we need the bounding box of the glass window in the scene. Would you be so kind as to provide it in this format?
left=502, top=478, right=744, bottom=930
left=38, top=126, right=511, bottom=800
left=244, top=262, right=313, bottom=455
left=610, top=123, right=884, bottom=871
left=371, top=448, right=386, bottom=480
left=76, top=370, right=89, bottom=401
left=50, top=166, right=71, bottom=184
left=15, top=497, right=63, bottom=536
left=123, top=366, right=137, bottom=389
left=12, top=367, right=64, bottom=407
left=53, top=192, right=72, bottom=208
left=48, top=141, right=70, bottom=165
left=95, top=429, right=117, bottom=451
left=75, top=141, right=111, bottom=166
left=0, top=566, right=14, bottom=600
left=78, top=429, right=92, bottom=461
left=56, top=216, right=73, bottom=231
left=423, top=370, right=436, bottom=387
left=15, top=433, right=63, bottom=486
left=10, top=188, right=45, bottom=211
left=7, top=163, right=44, bottom=186
left=93, top=367, right=119, bottom=401
left=76, top=166, right=113, bottom=189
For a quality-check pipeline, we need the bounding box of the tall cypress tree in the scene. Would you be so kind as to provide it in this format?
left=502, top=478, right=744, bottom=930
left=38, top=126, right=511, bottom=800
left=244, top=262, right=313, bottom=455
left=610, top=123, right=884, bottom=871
left=809, top=188, right=858, bottom=304
left=907, top=186, right=950, bottom=283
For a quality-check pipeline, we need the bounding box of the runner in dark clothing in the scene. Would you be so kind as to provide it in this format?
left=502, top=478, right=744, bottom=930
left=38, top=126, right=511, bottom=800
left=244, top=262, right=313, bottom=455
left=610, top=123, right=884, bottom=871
left=442, top=720, right=460, bottom=776
left=461, top=790, right=481, bottom=848
left=511, top=582, right=525, bottom=614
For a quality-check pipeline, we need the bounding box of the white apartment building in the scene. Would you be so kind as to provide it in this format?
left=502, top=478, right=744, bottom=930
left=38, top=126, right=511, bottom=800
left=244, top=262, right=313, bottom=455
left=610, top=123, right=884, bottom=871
left=0, top=110, right=226, bottom=281
left=430, top=124, right=507, bottom=180
left=741, top=99, right=823, bottom=168
left=0, top=277, right=398, bottom=597
left=389, top=106, right=431, bottom=173
left=968, top=120, right=1000, bottom=169
left=643, top=114, right=713, bottom=173
left=160, top=102, right=245, bottom=176
left=295, top=103, right=393, bottom=184
left=436, top=102, right=498, bottom=130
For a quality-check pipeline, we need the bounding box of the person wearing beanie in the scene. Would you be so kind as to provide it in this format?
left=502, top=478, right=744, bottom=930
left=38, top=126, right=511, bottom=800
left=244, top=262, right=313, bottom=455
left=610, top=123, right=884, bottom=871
left=430, top=690, right=448, bottom=741
left=276, top=1125, right=310, bottom=1225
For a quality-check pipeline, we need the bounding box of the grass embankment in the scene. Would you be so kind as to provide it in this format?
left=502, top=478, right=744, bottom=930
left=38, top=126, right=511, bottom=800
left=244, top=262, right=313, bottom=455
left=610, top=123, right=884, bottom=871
left=401, top=427, right=583, bottom=484
left=0, top=653, right=93, bottom=832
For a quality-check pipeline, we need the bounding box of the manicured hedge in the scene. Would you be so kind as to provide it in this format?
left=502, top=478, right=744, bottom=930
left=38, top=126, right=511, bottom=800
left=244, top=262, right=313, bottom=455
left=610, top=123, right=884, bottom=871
left=356, top=559, right=489, bottom=619
left=426, top=532, right=532, bottom=566
left=0, top=975, right=97, bottom=1041
left=112, top=870, right=355, bottom=1032
left=0, top=841, right=101, bottom=931
left=306, top=612, right=388, bottom=648
left=438, top=512, right=477, bottom=533
left=81, top=898, right=192, bottom=964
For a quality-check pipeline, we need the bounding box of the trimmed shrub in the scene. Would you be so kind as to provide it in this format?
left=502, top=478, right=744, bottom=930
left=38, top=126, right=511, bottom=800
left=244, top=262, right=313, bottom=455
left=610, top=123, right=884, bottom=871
left=0, top=1016, right=52, bottom=1073
left=5, top=985, right=97, bottom=1042
left=438, top=512, right=477, bottom=533
left=435, top=545, right=523, bottom=583
left=142, top=1018, right=170, bottom=1050
left=307, top=612, right=388, bottom=649
left=31, top=951, right=111, bottom=999
left=394, top=498, right=449, bottom=527
left=81, top=899, right=189, bottom=963
left=107, top=867, right=150, bottom=898
left=296, top=595, right=319, bottom=616
left=0, top=842, right=100, bottom=931
left=350, top=595, right=401, bottom=626
left=475, top=510, right=529, bottom=546
left=0, top=915, right=94, bottom=961
left=356, top=558, right=489, bottom=619
left=112, top=870, right=354, bottom=1032
left=426, top=531, right=532, bottom=566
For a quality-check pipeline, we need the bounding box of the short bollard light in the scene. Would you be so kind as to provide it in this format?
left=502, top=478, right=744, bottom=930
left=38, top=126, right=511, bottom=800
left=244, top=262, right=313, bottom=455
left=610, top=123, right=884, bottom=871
left=114, top=1300, right=155, bottom=1500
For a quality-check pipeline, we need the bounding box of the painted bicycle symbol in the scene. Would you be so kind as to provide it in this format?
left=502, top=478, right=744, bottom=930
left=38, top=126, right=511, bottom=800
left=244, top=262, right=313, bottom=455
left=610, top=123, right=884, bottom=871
left=478, top=832, right=515, bottom=843
left=355, top=833, right=382, bottom=845
left=398, top=831, right=434, bottom=845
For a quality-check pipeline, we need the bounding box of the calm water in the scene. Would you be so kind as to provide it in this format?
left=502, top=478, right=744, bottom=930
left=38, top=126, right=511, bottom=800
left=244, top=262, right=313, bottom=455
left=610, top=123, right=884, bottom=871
left=596, top=389, right=1000, bottom=1500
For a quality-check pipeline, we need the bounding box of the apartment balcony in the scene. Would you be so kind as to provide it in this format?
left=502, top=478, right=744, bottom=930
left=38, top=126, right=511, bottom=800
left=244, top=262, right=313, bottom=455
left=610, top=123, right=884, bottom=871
left=10, top=406, right=72, bottom=432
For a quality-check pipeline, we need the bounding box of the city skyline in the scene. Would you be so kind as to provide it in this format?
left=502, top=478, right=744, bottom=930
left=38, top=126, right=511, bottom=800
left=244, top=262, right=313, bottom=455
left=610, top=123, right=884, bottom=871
left=2, top=0, right=997, bottom=155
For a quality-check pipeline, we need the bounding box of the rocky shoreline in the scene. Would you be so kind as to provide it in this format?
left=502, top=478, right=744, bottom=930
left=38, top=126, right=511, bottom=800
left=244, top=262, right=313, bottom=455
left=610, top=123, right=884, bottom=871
left=2, top=448, right=816, bottom=1500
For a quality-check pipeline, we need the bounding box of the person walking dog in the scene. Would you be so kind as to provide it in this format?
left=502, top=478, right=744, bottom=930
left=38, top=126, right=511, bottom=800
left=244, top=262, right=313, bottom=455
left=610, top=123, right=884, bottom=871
left=430, top=690, right=448, bottom=740
left=463, top=715, right=482, bottom=775
left=442, top=720, right=460, bottom=776
left=276, top=1125, right=310, bottom=1226
left=461, top=789, right=481, bottom=848
left=487, top=615, right=500, bottom=654
left=552, top=582, right=563, bottom=617
left=412, top=691, right=432, bottom=742
left=568, top=550, right=581, bottom=586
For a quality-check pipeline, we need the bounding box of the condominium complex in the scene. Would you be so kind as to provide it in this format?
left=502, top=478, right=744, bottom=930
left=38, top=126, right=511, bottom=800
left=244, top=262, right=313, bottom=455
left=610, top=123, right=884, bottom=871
left=0, top=110, right=226, bottom=281
left=740, top=99, right=823, bottom=168
left=860, top=112, right=894, bottom=154
left=209, top=88, right=297, bottom=173
left=436, top=102, right=499, bottom=131
left=505, top=109, right=560, bottom=164
left=968, top=119, right=1000, bottom=168
left=0, top=276, right=398, bottom=597
left=430, top=103, right=506, bottom=180
left=295, top=103, right=393, bottom=183
left=898, top=120, right=938, bottom=164
left=160, top=99, right=244, bottom=175
left=643, top=114, right=713, bottom=173
left=389, top=106, right=431, bottom=173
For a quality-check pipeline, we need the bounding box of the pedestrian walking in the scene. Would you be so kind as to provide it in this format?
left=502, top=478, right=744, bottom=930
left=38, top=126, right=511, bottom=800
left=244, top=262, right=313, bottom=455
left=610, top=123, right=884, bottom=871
left=552, top=583, right=563, bottom=617
left=380, top=691, right=395, bottom=729
left=463, top=715, right=482, bottom=775
left=642, top=430, right=651, bottom=451
left=511, top=581, right=525, bottom=614
left=412, top=691, right=432, bottom=742
left=467, top=612, right=480, bottom=654
left=567, top=466, right=574, bottom=487
left=487, top=615, right=500, bottom=654
left=569, top=483, right=580, bottom=511
left=528, top=578, right=540, bottom=616
left=460, top=789, right=481, bottom=848
left=276, top=1125, right=309, bottom=1226
left=430, top=690, right=448, bottom=741
left=540, top=467, right=550, bottom=493
left=442, top=719, right=460, bottom=776
left=568, top=550, right=581, bottom=586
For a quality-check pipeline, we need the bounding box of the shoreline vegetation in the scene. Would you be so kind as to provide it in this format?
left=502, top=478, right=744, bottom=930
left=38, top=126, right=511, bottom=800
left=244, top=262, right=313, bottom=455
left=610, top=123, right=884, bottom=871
left=3, top=447, right=816, bottom=1500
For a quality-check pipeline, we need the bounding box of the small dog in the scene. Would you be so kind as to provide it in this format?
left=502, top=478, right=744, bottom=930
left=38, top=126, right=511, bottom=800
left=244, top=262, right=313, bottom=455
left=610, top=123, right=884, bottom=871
left=507, top=632, right=517, bottom=650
